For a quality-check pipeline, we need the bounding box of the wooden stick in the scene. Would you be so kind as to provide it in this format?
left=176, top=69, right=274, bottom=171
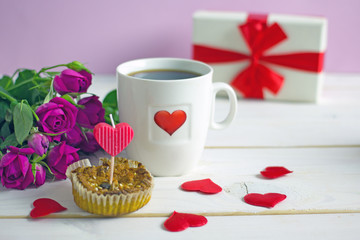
left=109, top=114, right=116, bottom=185
left=110, top=156, right=114, bottom=184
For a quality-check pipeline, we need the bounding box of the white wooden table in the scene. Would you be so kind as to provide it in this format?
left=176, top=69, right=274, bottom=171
left=1, top=73, right=360, bottom=240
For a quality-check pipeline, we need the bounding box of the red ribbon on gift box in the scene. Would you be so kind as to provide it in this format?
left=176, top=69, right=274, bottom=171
left=193, top=14, right=324, bottom=99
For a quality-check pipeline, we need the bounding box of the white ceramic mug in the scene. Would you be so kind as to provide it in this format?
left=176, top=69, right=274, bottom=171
left=116, top=58, right=237, bottom=176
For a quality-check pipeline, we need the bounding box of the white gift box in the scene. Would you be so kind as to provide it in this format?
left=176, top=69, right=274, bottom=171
left=193, top=11, right=327, bottom=102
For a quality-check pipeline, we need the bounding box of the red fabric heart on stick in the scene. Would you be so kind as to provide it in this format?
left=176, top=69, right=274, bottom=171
left=30, top=198, right=67, bottom=218
left=260, top=166, right=293, bottom=179
left=94, top=119, right=134, bottom=184
left=93, top=122, right=134, bottom=156
left=154, top=110, right=186, bottom=136
left=244, top=193, right=287, bottom=208
left=181, top=178, right=222, bottom=194
left=164, top=211, right=208, bottom=232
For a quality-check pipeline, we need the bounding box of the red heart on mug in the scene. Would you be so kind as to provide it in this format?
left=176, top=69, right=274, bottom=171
left=154, top=110, right=186, bottom=136
left=164, top=211, right=208, bottom=232
left=244, top=193, right=287, bottom=208
left=30, top=198, right=67, bottom=218
left=93, top=122, right=134, bottom=156
left=181, top=178, right=222, bottom=194
left=260, top=166, right=293, bottom=179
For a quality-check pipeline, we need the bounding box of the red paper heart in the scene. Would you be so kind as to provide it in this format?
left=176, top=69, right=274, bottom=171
left=164, top=211, right=208, bottom=232
left=181, top=178, right=222, bottom=194
left=261, top=166, right=293, bottom=179
left=244, top=193, right=287, bottom=208
left=93, top=122, right=134, bottom=156
left=154, top=110, right=186, bottom=136
left=30, top=198, right=67, bottom=218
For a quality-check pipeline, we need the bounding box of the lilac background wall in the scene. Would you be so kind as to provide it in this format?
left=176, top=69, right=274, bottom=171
left=0, top=0, right=359, bottom=75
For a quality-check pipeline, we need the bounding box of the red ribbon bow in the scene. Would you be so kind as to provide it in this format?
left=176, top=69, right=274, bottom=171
left=193, top=14, right=324, bottom=99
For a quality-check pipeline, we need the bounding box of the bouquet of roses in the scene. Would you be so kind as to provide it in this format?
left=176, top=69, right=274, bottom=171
left=0, top=61, right=110, bottom=190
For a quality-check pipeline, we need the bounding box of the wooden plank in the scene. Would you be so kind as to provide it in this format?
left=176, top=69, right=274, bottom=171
left=207, top=97, right=360, bottom=147
left=0, top=147, right=359, bottom=218
left=322, top=73, right=360, bottom=104
left=1, top=213, right=360, bottom=240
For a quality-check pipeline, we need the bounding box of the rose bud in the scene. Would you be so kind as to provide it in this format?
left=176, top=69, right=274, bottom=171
left=53, top=69, right=92, bottom=95
left=34, top=163, right=46, bottom=187
left=77, top=96, right=105, bottom=129
left=47, top=142, right=79, bottom=180
left=0, top=147, right=35, bottom=190
left=28, top=133, right=49, bottom=156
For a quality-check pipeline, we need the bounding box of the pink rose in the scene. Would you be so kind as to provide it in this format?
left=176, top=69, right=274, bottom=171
left=61, top=125, right=83, bottom=146
left=54, top=69, right=92, bottom=95
left=79, top=131, right=101, bottom=153
left=47, top=142, right=79, bottom=180
left=0, top=147, right=34, bottom=190
left=76, top=96, right=105, bottom=129
left=35, top=97, right=78, bottom=141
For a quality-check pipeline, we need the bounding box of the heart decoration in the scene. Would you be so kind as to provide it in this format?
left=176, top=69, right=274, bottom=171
left=30, top=198, right=67, bottom=218
left=93, top=122, right=134, bottom=156
left=164, top=211, right=208, bottom=232
left=261, top=166, right=293, bottom=179
left=154, top=110, right=186, bottom=136
left=244, top=193, right=287, bottom=208
left=181, top=178, right=222, bottom=194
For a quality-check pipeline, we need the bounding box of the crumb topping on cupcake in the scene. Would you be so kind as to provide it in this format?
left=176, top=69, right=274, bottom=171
left=72, top=157, right=152, bottom=195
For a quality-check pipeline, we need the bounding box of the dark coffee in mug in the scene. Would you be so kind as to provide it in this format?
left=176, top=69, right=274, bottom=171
left=129, top=69, right=200, bottom=80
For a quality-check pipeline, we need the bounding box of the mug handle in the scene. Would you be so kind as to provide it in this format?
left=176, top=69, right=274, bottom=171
left=209, top=82, right=237, bottom=130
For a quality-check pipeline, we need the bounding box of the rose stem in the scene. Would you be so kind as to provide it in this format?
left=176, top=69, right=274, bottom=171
left=109, top=114, right=116, bottom=185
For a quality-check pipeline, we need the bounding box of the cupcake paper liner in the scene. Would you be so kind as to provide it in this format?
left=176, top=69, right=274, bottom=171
left=66, top=158, right=153, bottom=216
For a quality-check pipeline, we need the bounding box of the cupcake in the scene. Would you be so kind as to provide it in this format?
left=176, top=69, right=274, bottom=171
left=66, top=157, right=153, bottom=216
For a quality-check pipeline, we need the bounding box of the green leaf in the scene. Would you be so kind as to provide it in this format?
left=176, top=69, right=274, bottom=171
left=9, top=69, right=36, bottom=103
left=38, top=160, right=54, bottom=175
left=31, top=163, right=37, bottom=183
left=67, top=61, right=93, bottom=74
left=61, top=94, right=85, bottom=109
left=0, top=75, right=13, bottom=90
left=43, top=78, right=55, bottom=104
left=0, top=122, right=11, bottom=139
left=0, top=101, right=10, bottom=123
left=5, top=107, right=12, bottom=122
left=0, top=133, right=18, bottom=149
left=8, top=69, right=48, bottom=106
left=103, top=89, right=119, bottom=124
left=14, top=69, right=37, bottom=84
left=0, top=86, right=9, bottom=96
left=0, top=86, right=17, bottom=103
left=61, top=94, right=76, bottom=104
left=30, top=153, right=47, bottom=163
left=13, top=101, right=33, bottom=144
left=104, top=106, right=119, bottom=124
left=103, top=89, right=117, bottom=108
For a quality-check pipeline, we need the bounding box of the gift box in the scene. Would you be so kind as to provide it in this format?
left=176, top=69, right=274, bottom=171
left=193, top=11, right=327, bottom=102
